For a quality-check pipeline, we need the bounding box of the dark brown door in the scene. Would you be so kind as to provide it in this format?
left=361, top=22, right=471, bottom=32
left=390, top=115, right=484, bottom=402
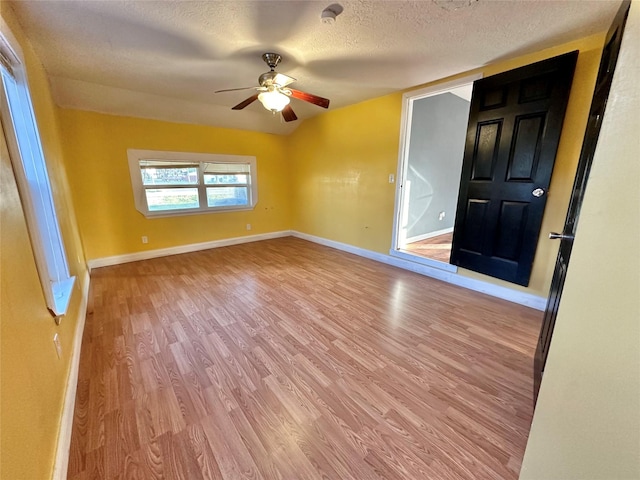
left=450, top=52, right=578, bottom=286
left=534, top=0, right=631, bottom=402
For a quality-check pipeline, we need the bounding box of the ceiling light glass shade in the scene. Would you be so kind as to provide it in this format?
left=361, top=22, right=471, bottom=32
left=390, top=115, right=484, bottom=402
left=258, top=90, right=290, bottom=112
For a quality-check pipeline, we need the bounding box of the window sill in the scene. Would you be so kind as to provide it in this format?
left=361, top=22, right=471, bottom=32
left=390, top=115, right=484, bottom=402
left=140, top=205, right=255, bottom=219
left=51, top=276, right=76, bottom=316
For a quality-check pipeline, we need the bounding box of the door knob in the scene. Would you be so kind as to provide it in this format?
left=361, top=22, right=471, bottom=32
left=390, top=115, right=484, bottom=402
left=549, top=232, right=575, bottom=240
left=532, top=188, right=545, bottom=197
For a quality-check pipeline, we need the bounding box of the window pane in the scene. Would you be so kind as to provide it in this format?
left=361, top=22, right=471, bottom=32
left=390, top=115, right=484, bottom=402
left=141, top=167, right=198, bottom=185
left=206, top=187, right=248, bottom=207
left=146, top=188, right=199, bottom=211
left=204, top=174, right=248, bottom=185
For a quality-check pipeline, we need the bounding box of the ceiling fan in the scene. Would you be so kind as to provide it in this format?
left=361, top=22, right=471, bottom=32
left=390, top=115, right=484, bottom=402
left=215, top=53, right=330, bottom=122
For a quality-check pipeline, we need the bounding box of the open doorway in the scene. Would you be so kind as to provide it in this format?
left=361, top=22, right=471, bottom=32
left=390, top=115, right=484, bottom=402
left=391, top=75, right=478, bottom=270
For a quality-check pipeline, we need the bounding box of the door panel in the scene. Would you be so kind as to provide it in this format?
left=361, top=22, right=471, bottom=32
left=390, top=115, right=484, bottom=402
left=461, top=199, right=489, bottom=253
left=451, top=51, right=578, bottom=286
left=472, top=122, right=501, bottom=179
left=508, top=114, right=544, bottom=181
left=519, top=73, right=555, bottom=103
left=495, top=201, right=527, bottom=260
left=480, top=86, right=508, bottom=109
left=534, top=0, right=631, bottom=402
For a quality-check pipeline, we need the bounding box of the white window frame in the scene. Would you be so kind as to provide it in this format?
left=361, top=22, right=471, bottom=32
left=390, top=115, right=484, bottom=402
left=0, top=21, right=75, bottom=317
left=127, top=149, right=258, bottom=218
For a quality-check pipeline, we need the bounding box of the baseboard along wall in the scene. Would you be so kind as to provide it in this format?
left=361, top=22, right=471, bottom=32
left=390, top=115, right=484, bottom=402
left=87, top=230, right=547, bottom=309
left=405, top=227, right=454, bottom=244
left=53, top=269, right=91, bottom=480
left=290, top=231, right=546, bottom=311
left=87, top=231, right=291, bottom=271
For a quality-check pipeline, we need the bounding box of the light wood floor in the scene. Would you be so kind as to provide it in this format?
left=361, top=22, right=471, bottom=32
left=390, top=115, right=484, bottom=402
left=404, top=233, right=453, bottom=263
left=68, top=237, right=542, bottom=479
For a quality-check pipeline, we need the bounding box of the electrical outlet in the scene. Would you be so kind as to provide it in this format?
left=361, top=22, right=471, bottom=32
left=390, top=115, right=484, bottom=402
left=439, top=211, right=446, bottom=221
left=141, top=235, right=148, bottom=244
left=53, top=334, right=62, bottom=359
left=389, top=174, right=395, bottom=184
left=246, top=224, right=252, bottom=231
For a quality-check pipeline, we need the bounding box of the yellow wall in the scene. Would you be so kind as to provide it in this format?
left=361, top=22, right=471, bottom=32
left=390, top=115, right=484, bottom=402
left=521, top=1, right=640, bottom=476
left=0, top=13, right=611, bottom=479
left=0, top=7, right=89, bottom=480
left=288, top=34, right=605, bottom=297
left=288, top=93, right=403, bottom=252
left=58, top=110, right=291, bottom=261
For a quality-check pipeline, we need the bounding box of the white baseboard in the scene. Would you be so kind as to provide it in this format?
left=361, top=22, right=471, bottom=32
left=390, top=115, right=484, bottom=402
left=291, top=231, right=546, bottom=311
left=53, top=268, right=91, bottom=480
left=89, top=228, right=546, bottom=309
left=391, top=248, right=458, bottom=273
left=405, top=227, right=454, bottom=244
left=87, top=231, right=291, bottom=270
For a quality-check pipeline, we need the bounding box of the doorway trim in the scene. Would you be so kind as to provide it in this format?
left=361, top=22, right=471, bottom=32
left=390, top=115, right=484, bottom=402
left=390, top=73, right=482, bottom=272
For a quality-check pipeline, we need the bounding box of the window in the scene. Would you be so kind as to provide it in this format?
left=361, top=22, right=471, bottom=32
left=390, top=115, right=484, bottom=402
left=127, top=149, right=258, bottom=217
left=0, top=25, right=75, bottom=316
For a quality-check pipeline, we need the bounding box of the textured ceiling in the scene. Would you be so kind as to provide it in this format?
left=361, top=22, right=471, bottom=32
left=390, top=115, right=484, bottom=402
left=8, top=0, right=620, bottom=135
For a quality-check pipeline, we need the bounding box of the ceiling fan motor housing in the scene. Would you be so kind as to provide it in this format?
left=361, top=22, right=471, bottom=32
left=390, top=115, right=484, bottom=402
left=258, top=71, right=279, bottom=87
left=262, top=53, right=282, bottom=70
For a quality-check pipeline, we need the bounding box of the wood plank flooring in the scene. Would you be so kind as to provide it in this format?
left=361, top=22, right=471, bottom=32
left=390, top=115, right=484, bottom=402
left=68, top=237, right=542, bottom=479
left=404, top=233, right=453, bottom=263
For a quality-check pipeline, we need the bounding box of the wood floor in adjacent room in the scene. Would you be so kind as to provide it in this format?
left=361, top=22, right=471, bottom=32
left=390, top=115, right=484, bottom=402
left=404, top=232, right=453, bottom=263
left=67, top=237, right=542, bottom=480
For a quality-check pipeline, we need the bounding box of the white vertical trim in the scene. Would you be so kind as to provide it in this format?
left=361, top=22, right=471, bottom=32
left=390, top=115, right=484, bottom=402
left=391, top=74, right=483, bottom=264
left=52, top=270, right=90, bottom=480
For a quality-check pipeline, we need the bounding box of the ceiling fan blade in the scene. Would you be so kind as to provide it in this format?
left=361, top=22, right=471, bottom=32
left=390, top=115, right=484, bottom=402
left=232, top=94, right=259, bottom=110
left=281, top=104, right=297, bottom=122
left=273, top=73, right=296, bottom=87
left=215, top=86, right=255, bottom=93
left=288, top=89, right=330, bottom=109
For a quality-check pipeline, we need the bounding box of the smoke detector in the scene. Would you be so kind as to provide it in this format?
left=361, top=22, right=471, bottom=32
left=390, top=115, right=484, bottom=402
left=321, top=4, right=343, bottom=25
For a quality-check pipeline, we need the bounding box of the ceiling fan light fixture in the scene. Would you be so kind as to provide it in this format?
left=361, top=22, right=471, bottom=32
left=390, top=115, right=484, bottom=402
left=258, top=90, right=290, bottom=112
